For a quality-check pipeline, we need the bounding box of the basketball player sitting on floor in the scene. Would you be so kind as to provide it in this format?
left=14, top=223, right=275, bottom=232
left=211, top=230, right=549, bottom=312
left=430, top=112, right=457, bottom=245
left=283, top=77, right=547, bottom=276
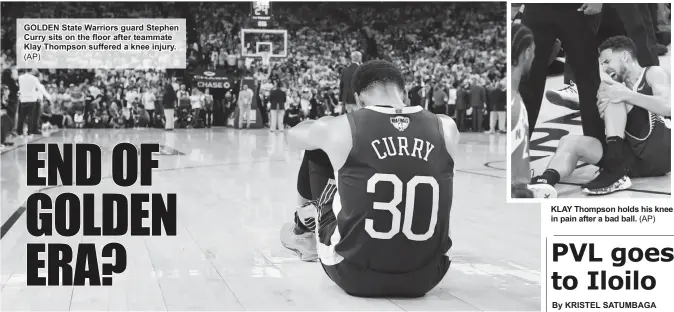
left=529, top=36, right=671, bottom=197
left=281, top=60, right=459, bottom=298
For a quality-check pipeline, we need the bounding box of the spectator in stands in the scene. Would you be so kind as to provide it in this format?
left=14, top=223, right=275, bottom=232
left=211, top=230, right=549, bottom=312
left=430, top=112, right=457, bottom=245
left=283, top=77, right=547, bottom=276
left=177, top=84, right=191, bottom=123
left=238, top=84, right=254, bottom=129
left=142, top=86, right=156, bottom=122
left=308, top=89, right=321, bottom=119
left=126, top=86, right=140, bottom=108
left=269, top=81, right=286, bottom=132
left=455, top=81, right=469, bottom=132
left=136, top=104, right=150, bottom=128
left=431, top=83, right=448, bottom=115
left=1, top=98, right=11, bottom=147
left=339, top=51, right=361, bottom=113
left=408, top=77, right=423, bottom=107
left=203, top=88, right=214, bottom=128
left=121, top=105, right=133, bottom=128
left=163, top=76, right=178, bottom=130
left=153, top=82, right=165, bottom=128
left=223, top=91, right=235, bottom=124
left=1, top=68, right=18, bottom=146
left=284, top=98, right=302, bottom=128
left=487, top=78, right=507, bottom=134
left=447, top=82, right=458, bottom=117
left=469, top=76, right=486, bottom=132
left=17, top=68, right=50, bottom=136
left=190, top=88, right=203, bottom=125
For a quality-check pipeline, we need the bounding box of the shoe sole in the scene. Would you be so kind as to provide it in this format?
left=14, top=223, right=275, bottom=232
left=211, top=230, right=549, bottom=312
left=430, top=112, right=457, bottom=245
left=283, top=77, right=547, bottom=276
left=581, top=176, right=632, bottom=195
left=280, top=223, right=318, bottom=262
left=280, top=240, right=318, bottom=262
left=545, top=91, right=580, bottom=111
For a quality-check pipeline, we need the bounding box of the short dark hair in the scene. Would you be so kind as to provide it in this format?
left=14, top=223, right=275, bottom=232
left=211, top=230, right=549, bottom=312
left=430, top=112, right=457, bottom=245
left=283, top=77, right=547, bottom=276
left=352, top=60, right=405, bottom=95
left=511, top=23, right=533, bottom=67
left=599, top=36, right=637, bottom=58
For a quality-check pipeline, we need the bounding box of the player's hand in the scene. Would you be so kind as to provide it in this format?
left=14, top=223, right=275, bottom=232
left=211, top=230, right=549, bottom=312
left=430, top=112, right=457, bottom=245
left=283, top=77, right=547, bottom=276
left=598, top=79, right=630, bottom=104
left=597, top=98, right=608, bottom=119
left=578, top=3, right=602, bottom=15
left=599, top=70, right=615, bottom=83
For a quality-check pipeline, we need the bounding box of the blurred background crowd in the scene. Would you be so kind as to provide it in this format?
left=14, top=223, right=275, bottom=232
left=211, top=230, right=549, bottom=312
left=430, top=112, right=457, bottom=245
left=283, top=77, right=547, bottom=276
left=1, top=1, right=507, bottom=148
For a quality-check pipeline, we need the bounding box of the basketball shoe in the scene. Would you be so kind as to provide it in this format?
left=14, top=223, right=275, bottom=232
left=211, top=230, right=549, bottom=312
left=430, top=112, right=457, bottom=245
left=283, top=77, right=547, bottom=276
left=527, top=180, right=558, bottom=199
left=581, top=171, right=632, bottom=195
left=529, top=168, right=561, bottom=198
left=280, top=201, right=319, bottom=262
left=581, top=136, right=634, bottom=195
left=545, top=83, right=579, bottom=111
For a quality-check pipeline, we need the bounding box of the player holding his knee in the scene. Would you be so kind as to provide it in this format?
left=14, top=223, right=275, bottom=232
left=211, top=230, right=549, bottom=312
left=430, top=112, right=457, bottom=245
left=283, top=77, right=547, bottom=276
left=282, top=60, right=459, bottom=298
left=510, top=23, right=536, bottom=198
left=529, top=36, right=671, bottom=197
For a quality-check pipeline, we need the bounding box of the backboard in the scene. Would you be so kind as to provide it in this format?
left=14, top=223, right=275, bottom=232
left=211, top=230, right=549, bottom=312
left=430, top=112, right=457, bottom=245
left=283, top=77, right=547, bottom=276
left=241, top=28, right=288, bottom=59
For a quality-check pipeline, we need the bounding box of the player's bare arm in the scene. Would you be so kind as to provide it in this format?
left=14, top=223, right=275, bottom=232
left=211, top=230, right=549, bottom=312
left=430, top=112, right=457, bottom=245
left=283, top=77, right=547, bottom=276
left=598, top=66, right=671, bottom=117
left=437, top=114, right=460, bottom=158
left=287, top=115, right=352, bottom=169
left=288, top=117, right=333, bottom=150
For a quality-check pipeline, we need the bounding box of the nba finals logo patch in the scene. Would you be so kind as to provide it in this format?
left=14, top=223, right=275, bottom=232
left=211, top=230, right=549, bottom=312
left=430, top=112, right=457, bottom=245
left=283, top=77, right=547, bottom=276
left=390, top=116, right=410, bottom=132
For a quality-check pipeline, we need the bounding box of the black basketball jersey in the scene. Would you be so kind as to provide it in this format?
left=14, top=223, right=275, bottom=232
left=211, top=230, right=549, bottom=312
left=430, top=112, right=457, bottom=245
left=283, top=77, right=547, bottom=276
left=320, top=105, right=454, bottom=273
left=625, top=67, right=671, bottom=157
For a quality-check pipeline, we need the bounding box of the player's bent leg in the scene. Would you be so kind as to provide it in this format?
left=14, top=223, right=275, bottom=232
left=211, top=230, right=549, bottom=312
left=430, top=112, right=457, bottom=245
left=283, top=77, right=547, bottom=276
left=282, top=157, right=335, bottom=262
left=283, top=152, right=315, bottom=260
left=293, top=152, right=314, bottom=234
left=297, top=152, right=313, bottom=203
left=582, top=102, right=634, bottom=195
left=281, top=179, right=337, bottom=262
left=529, top=135, right=603, bottom=198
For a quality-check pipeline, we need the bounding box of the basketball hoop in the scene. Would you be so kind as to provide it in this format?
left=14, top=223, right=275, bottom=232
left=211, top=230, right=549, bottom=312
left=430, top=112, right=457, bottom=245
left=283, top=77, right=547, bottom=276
left=261, top=52, right=271, bottom=67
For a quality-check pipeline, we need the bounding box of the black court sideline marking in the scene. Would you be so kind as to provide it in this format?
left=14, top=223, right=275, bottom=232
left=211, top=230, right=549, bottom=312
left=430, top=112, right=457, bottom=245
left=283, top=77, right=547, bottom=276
left=484, top=161, right=505, bottom=170
left=0, top=207, right=26, bottom=239
left=0, top=183, right=68, bottom=239
left=0, top=132, right=52, bottom=155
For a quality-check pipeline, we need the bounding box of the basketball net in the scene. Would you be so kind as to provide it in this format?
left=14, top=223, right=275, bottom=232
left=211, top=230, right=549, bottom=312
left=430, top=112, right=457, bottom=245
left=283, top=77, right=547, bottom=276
left=260, top=52, right=271, bottom=67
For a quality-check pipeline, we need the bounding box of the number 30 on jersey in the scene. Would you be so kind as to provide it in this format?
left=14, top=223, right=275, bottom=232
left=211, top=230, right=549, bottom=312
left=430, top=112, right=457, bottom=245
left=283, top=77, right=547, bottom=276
left=365, top=173, right=439, bottom=241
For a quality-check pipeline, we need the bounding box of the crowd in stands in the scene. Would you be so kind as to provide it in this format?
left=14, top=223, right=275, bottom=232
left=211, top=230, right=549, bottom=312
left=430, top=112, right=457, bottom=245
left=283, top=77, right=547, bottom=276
left=1, top=1, right=506, bottom=147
